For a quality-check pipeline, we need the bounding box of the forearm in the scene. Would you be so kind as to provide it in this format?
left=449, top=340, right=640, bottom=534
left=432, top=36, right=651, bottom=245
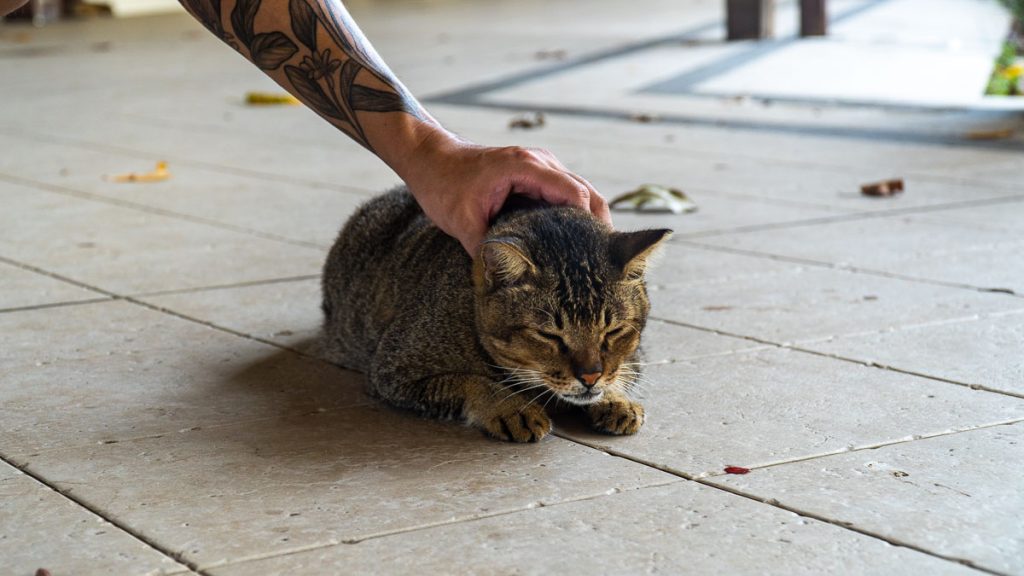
left=178, top=0, right=445, bottom=175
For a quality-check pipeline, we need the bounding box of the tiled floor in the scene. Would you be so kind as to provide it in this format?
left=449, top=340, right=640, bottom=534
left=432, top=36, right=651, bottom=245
left=2, top=0, right=1023, bottom=574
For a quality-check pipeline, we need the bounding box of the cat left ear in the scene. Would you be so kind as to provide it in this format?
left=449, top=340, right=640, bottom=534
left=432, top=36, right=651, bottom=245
left=480, top=237, right=536, bottom=288
left=609, top=229, right=673, bottom=280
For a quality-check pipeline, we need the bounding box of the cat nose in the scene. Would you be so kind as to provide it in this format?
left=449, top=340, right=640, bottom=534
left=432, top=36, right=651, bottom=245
left=574, top=364, right=603, bottom=388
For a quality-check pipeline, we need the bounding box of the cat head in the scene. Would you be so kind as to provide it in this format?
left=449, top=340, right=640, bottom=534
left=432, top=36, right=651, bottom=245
left=473, top=207, right=671, bottom=406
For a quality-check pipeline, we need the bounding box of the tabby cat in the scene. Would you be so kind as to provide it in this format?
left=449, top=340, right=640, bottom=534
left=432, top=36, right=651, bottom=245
left=321, top=187, right=670, bottom=442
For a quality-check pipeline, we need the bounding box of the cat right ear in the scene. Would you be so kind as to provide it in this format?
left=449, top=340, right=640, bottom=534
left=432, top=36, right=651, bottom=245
left=480, top=237, right=536, bottom=288
left=609, top=228, right=673, bottom=281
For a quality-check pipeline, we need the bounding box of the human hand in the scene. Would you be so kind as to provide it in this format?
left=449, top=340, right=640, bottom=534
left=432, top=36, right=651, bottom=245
left=397, top=128, right=612, bottom=256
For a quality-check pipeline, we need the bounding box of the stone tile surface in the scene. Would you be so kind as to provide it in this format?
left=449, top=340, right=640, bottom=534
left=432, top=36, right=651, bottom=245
left=210, top=481, right=973, bottom=576
left=650, top=257, right=1017, bottom=343
left=708, top=423, right=1024, bottom=574
left=0, top=300, right=366, bottom=452
left=0, top=461, right=188, bottom=576
left=803, top=310, right=1024, bottom=396
left=696, top=215, right=1024, bottom=292
left=561, top=348, right=1024, bottom=476
left=9, top=408, right=675, bottom=569
left=0, top=261, right=102, bottom=312
left=0, top=179, right=324, bottom=294
left=0, top=132, right=372, bottom=248
left=141, top=279, right=324, bottom=353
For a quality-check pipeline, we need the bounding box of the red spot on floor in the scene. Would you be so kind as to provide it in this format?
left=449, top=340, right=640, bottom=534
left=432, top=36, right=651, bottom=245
left=724, top=466, right=750, bottom=475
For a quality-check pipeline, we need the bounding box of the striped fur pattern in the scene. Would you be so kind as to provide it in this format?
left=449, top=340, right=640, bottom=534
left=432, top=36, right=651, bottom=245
left=321, top=187, right=670, bottom=442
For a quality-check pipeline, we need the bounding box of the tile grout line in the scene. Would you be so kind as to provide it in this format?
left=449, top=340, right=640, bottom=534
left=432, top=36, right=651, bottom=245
left=674, top=239, right=1021, bottom=296
left=675, top=194, right=1024, bottom=240
left=0, top=452, right=207, bottom=576
left=0, top=296, right=115, bottom=315
left=0, top=172, right=328, bottom=251
left=0, top=126, right=381, bottom=198
left=193, top=477, right=686, bottom=572
left=130, top=274, right=321, bottom=298
left=557, top=431, right=1013, bottom=576
left=650, top=315, right=1024, bottom=401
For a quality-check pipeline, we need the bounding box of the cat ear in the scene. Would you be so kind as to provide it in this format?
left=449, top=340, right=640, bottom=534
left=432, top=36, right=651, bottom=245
left=609, top=229, right=673, bottom=280
left=480, top=237, right=536, bottom=288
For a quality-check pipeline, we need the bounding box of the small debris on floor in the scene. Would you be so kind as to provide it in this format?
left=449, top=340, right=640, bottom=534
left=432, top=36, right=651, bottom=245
left=245, top=92, right=301, bottom=106
left=702, top=305, right=733, bottom=311
left=610, top=184, right=697, bottom=214
left=629, top=112, right=659, bottom=123
left=508, top=112, right=545, bottom=130
left=36, top=569, right=52, bottom=576
left=534, top=49, right=567, bottom=61
left=90, top=41, right=112, bottom=52
left=860, top=178, right=904, bottom=197
left=108, top=161, right=171, bottom=183
left=964, top=128, right=1015, bottom=141
left=724, top=466, right=750, bottom=475
left=892, top=471, right=909, bottom=478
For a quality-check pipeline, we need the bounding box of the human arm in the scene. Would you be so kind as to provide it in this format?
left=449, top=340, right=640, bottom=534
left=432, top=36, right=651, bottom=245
left=177, top=0, right=610, bottom=254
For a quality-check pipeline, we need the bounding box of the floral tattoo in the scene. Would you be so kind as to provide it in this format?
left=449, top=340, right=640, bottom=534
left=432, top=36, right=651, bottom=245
left=179, top=0, right=425, bottom=151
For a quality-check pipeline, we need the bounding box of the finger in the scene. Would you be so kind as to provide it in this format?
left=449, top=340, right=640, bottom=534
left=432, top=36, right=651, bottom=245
left=564, top=172, right=612, bottom=226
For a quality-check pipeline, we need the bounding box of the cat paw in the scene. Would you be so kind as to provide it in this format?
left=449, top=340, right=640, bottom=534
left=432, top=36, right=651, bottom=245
left=588, top=399, right=645, bottom=435
left=476, top=403, right=552, bottom=443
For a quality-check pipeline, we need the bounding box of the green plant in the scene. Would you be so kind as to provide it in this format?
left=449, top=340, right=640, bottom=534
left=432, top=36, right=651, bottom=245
left=998, top=0, right=1024, bottom=22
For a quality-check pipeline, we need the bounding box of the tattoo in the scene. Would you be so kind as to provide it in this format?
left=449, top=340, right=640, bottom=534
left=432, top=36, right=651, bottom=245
left=183, top=0, right=425, bottom=152
left=180, top=0, right=238, bottom=49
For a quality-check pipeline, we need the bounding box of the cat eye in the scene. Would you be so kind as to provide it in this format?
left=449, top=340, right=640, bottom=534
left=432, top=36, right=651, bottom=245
left=535, top=330, right=569, bottom=353
left=601, top=326, right=627, bottom=351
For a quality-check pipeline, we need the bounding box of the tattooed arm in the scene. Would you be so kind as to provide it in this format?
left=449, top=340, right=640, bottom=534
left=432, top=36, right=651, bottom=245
left=178, top=0, right=611, bottom=254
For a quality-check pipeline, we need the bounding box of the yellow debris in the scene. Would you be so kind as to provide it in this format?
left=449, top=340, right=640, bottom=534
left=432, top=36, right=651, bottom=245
left=110, top=161, right=171, bottom=183
left=245, top=92, right=301, bottom=105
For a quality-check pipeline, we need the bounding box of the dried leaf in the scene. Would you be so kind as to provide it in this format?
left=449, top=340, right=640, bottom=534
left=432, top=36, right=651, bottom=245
left=965, top=128, right=1015, bottom=141
left=610, top=184, right=697, bottom=214
left=508, top=112, right=545, bottom=130
left=860, top=178, right=904, bottom=197
left=109, top=161, right=171, bottom=183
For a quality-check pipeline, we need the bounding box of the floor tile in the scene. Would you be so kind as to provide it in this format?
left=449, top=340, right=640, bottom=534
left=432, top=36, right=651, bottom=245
left=650, top=258, right=1017, bottom=343
left=141, top=279, right=324, bottom=352
left=0, top=300, right=366, bottom=452
left=0, top=179, right=324, bottom=294
left=0, top=132, right=372, bottom=247
left=696, top=215, right=1024, bottom=292
left=707, top=422, right=1024, bottom=574
left=0, top=461, right=189, bottom=576
left=803, top=310, right=1024, bottom=396
left=560, top=347, right=1024, bottom=476
left=9, top=408, right=674, bottom=569
left=0, top=261, right=101, bottom=312
left=209, top=481, right=973, bottom=576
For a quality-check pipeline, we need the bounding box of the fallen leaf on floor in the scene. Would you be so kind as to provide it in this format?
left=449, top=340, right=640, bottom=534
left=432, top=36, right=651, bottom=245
left=245, top=92, right=301, bottom=106
left=860, top=178, right=904, bottom=197
left=109, top=161, right=171, bottom=183
left=534, top=49, right=567, bottom=61
left=724, top=466, right=750, bottom=475
left=610, top=184, right=697, bottom=214
left=630, top=112, right=659, bottom=123
left=964, top=128, right=1015, bottom=140
left=508, top=112, right=545, bottom=130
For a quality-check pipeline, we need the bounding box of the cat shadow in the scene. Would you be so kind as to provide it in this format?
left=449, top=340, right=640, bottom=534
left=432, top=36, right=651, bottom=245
left=193, top=339, right=506, bottom=472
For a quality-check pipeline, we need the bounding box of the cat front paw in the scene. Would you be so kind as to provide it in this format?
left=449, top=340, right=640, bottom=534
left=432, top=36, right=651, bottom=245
left=476, top=402, right=552, bottom=443
left=588, top=399, right=645, bottom=435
